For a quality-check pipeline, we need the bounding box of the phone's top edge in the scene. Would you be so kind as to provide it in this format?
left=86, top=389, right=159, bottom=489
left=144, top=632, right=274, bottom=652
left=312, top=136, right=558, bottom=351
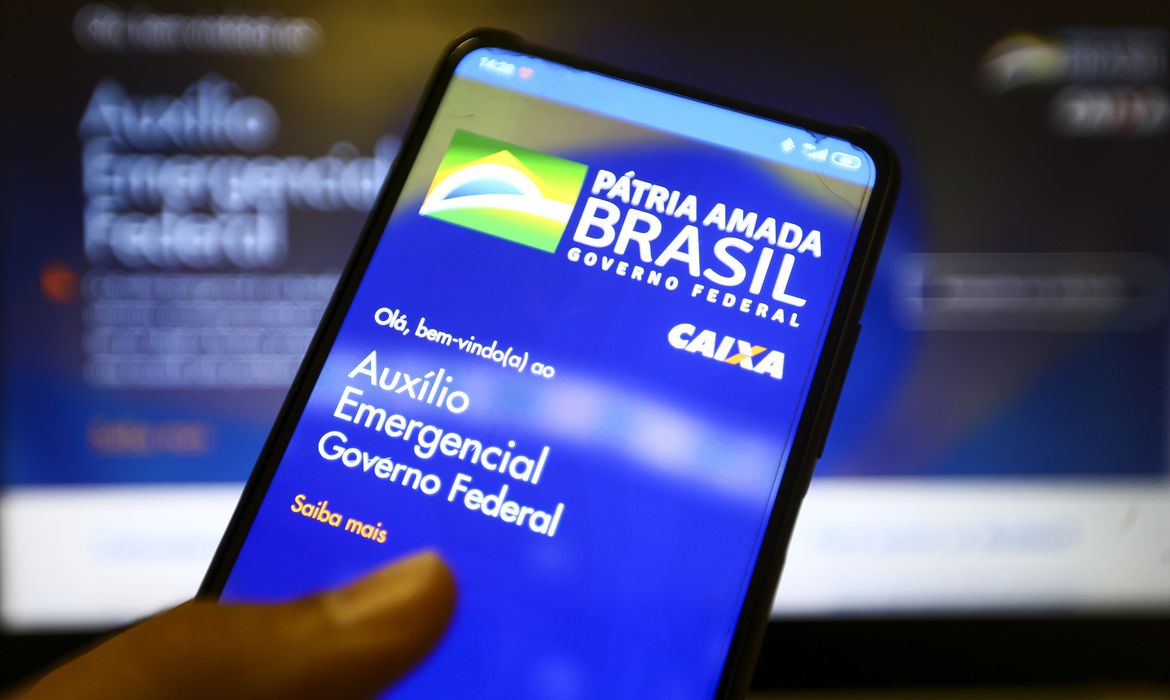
left=441, top=33, right=885, bottom=190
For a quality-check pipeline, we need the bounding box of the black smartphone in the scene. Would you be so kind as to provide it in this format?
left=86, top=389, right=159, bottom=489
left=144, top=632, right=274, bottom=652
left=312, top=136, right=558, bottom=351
left=201, top=30, right=898, bottom=699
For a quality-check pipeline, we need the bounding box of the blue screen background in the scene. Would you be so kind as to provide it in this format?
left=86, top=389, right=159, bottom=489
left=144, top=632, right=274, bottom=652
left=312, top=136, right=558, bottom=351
left=222, top=51, right=875, bottom=698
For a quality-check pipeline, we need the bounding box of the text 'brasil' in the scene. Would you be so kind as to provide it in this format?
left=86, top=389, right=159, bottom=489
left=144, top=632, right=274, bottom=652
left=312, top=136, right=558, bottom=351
left=566, top=169, right=825, bottom=328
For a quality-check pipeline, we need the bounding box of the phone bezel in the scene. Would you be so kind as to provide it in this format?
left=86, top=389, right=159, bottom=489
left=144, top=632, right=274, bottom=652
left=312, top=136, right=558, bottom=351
left=198, top=28, right=900, bottom=698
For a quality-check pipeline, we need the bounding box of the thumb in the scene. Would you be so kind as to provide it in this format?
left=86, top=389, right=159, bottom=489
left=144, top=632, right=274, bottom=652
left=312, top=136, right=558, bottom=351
left=20, top=550, right=457, bottom=700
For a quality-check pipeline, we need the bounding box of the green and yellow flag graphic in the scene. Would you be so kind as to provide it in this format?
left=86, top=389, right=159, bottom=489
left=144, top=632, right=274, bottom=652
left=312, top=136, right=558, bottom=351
left=420, top=130, right=588, bottom=252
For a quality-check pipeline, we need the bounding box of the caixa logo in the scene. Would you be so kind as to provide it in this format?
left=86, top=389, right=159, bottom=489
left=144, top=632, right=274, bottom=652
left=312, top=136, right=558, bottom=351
left=667, top=323, right=784, bottom=380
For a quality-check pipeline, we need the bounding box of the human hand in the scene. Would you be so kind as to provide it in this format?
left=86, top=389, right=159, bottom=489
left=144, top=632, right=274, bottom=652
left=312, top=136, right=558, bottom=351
left=13, top=551, right=456, bottom=700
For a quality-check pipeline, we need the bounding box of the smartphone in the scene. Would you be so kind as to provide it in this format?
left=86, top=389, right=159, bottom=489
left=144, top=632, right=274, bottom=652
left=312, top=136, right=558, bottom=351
left=201, top=30, right=898, bottom=699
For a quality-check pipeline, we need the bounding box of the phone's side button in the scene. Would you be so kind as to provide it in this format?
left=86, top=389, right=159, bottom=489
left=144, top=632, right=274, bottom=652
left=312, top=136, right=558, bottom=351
left=815, top=323, right=861, bottom=459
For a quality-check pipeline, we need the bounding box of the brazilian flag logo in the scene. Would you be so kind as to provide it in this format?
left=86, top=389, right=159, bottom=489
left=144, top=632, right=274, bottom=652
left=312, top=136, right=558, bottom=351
left=420, top=130, right=589, bottom=253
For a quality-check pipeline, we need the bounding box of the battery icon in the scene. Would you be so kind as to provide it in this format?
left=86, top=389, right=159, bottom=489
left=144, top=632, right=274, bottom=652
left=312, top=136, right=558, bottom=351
left=830, top=152, right=863, bottom=170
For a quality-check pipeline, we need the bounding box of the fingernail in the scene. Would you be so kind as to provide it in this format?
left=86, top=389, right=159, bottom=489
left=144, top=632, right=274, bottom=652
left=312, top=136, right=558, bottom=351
left=324, top=550, right=455, bottom=627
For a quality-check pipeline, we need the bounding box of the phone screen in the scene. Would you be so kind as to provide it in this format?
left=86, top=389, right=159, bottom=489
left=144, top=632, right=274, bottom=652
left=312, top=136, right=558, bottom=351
left=219, top=45, right=879, bottom=697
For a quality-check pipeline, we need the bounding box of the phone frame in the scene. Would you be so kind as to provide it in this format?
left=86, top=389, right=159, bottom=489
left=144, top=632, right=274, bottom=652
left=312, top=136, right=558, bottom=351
left=199, top=29, right=899, bottom=698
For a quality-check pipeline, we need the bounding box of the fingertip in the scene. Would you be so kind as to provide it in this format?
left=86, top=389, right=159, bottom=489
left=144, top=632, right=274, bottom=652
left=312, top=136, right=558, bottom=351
left=323, top=549, right=457, bottom=631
